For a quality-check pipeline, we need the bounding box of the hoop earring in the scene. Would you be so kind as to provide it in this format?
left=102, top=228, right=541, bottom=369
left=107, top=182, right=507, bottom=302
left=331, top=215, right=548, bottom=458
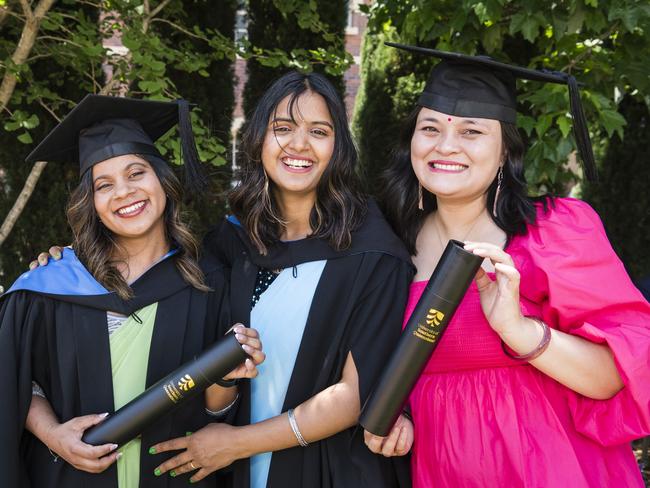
left=492, top=165, right=504, bottom=218
left=418, top=183, right=424, bottom=211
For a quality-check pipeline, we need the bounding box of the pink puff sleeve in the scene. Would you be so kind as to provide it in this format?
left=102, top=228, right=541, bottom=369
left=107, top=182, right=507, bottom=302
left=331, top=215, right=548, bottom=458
left=522, top=197, right=650, bottom=446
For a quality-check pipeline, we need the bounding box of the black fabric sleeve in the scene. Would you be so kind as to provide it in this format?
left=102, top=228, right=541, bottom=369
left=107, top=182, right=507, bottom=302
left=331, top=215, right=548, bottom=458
left=201, top=261, right=232, bottom=343
left=346, top=256, right=412, bottom=404
left=0, top=292, right=47, bottom=487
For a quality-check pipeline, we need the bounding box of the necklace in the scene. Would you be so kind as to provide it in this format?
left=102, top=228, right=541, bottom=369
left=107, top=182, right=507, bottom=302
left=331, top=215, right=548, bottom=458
left=433, top=210, right=484, bottom=252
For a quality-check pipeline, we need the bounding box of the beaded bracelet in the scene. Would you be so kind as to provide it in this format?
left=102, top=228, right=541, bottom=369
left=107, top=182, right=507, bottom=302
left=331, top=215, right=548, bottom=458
left=501, top=317, right=551, bottom=361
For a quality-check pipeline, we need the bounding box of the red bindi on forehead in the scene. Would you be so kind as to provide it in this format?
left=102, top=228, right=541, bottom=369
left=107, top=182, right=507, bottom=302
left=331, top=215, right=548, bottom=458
left=447, top=117, right=452, bottom=122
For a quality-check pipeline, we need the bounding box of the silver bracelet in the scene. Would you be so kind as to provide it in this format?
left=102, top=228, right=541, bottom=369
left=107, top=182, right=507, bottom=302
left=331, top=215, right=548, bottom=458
left=205, top=394, right=239, bottom=418
left=287, top=408, right=309, bottom=447
left=48, top=448, right=59, bottom=463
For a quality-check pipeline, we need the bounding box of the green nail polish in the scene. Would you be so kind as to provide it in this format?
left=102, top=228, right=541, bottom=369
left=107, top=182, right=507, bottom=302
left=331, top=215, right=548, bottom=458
left=190, top=479, right=196, bottom=484
left=185, top=431, right=193, bottom=436
left=170, top=470, right=177, bottom=477
left=154, top=468, right=162, bottom=476
left=149, top=447, right=156, bottom=454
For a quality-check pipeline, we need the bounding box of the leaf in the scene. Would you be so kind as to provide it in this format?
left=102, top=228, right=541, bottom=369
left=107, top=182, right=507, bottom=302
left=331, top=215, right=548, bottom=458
left=557, top=115, right=571, bottom=138
left=18, top=132, right=33, bottom=144
left=473, top=3, right=490, bottom=24
left=609, top=6, right=639, bottom=31
left=535, top=114, right=554, bottom=138
left=518, top=115, right=536, bottom=137
left=509, top=11, right=526, bottom=36
left=599, top=109, right=626, bottom=138
left=567, top=3, right=585, bottom=33
left=4, top=121, right=21, bottom=132
left=482, top=25, right=502, bottom=53
left=23, top=114, right=40, bottom=130
left=521, top=16, right=541, bottom=42
left=138, top=80, right=166, bottom=93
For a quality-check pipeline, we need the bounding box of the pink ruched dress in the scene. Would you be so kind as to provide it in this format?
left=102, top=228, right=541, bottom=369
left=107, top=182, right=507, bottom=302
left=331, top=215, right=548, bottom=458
left=406, top=198, right=650, bottom=487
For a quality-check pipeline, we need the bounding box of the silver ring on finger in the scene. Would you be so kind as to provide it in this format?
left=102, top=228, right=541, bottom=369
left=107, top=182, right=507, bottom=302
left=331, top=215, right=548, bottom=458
left=190, top=461, right=197, bottom=470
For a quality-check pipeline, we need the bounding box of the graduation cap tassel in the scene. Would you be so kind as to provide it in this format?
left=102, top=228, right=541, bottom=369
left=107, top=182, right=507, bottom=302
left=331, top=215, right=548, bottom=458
left=567, top=76, right=598, bottom=182
left=177, top=99, right=208, bottom=195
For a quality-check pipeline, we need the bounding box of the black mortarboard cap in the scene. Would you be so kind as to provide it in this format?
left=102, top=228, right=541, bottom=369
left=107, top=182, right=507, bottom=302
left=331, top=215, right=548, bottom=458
left=386, top=42, right=597, bottom=181
left=26, top=94, right=207, bottom=192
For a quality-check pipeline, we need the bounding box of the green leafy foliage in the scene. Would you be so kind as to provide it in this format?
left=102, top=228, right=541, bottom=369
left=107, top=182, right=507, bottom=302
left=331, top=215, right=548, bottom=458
left=0, top=3, right=99, bottom=287
left=243, top=0, right=350, bottom=121
left=0, top=0, right=353, bottom=285
left=356, top=0, right=650, bottom=195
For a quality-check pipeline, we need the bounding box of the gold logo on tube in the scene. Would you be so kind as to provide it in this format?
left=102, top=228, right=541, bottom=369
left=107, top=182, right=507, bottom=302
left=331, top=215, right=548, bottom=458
left=426, top=309, right=445, bottom=327
left=178, top=374, right=195, bottom=392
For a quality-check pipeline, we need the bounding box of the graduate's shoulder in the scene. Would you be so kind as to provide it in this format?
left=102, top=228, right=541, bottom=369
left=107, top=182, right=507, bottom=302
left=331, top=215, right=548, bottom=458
left=4, top=247, right=108, bottom=300
left=350, top=199, right=412, bottom=264
left=202, top=216, right=243, bottom=267
left=198, top=249, right=229, bottom=285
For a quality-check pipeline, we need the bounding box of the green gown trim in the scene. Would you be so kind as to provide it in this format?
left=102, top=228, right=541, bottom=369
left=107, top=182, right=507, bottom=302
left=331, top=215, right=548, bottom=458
left=109, top=303, right=158, bottom=488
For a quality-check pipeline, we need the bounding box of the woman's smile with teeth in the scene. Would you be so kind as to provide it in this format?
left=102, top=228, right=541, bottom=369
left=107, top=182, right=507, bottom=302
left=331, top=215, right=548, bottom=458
left=116, top=200, right=146, bottom=216
left=429, top=162, right=468, bottom=172
left=282, top=157, right=313, bottom=168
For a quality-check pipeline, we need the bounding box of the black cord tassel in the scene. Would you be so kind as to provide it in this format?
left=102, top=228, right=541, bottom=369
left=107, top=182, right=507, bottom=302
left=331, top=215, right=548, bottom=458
left=567, top=75, right=598, bottom=182
left=177, top=99, right=208, bottom=195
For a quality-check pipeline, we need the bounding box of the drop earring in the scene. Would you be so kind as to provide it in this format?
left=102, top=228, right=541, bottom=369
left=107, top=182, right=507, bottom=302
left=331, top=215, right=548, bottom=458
left=492, top=165, right=504, bottom=217
left=418, top=183, right=424, bottom=211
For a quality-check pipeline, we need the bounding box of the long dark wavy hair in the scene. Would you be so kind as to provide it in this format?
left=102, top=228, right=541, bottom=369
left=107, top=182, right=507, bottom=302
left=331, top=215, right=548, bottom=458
left=66, top=157, right=209, bottom=300
left=229, top=71, right=366, bottom=255
left=381, top=106, right=546, bottom=255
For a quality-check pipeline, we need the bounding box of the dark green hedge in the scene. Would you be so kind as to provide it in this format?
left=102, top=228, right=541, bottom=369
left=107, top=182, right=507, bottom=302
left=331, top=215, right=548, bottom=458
left=583, top=96, right=650, bottom=282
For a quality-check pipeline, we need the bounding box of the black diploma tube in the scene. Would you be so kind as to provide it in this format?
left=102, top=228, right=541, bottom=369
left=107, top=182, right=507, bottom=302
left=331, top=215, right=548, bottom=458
left=83, top=333, right=247, bottom=446
left=360, top=240, right=483, bottom=436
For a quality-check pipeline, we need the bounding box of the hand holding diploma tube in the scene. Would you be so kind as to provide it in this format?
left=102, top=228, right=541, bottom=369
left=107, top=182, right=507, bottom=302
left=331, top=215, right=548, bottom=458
left=359, top=240, right=483, bottom=437
left=82, top=330, right=252, bottom=447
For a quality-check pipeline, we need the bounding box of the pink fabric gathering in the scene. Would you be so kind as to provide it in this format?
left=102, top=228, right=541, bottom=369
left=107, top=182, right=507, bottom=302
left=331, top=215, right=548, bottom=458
left=405, top=198, right=650, bottom=488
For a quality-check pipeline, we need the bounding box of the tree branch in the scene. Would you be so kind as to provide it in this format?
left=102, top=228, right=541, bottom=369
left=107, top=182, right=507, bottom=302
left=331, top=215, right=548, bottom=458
left=37, top=98, right=62, bottom=122
left=0, top=0, right=56, bottom=111
left=18, top=0, right=32, bottom=20
left=562, top=22, right=619, bottom=73
left=150, top=17, right=208, bottom=41
left=99, top=75, right=122, bottom=95
left=0, top=161, right=48, bottom=247
left=0, top=0, right=57, bottom=248
left=36, top=35, right=86, bottom=48
left=0, top=4, right=11, bottom=28
left=142, top=0, right=171, bottom=33
left=149, top=0, right=172, bottom=20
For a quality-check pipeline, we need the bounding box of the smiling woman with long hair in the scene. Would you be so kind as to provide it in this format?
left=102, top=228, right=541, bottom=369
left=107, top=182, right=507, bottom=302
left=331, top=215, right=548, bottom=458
left=0, top=95, right=264, bottom=488
left=151, top=71, right=413, bottom=488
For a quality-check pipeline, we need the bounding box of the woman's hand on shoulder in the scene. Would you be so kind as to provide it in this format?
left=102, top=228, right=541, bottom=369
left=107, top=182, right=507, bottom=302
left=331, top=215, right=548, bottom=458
left=223, top=324, right=265, bottom=381
left=28, top=246, right=64, bottom=270
left=47, top=413, right=120, bottom=473
left=363, top=414, right=413, bottom=457
left=464, top=241, right=524, bottom=335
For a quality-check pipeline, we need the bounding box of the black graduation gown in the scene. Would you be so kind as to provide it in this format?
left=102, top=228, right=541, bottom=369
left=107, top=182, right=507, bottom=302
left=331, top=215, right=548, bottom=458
left=204, top=201, right=414, bottom=488
left=0, top=251, right=229, bottom=488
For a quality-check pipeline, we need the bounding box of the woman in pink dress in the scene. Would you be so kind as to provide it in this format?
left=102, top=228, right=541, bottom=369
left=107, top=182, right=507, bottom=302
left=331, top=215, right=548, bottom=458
left=364, top=44, right=650, bottom=487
